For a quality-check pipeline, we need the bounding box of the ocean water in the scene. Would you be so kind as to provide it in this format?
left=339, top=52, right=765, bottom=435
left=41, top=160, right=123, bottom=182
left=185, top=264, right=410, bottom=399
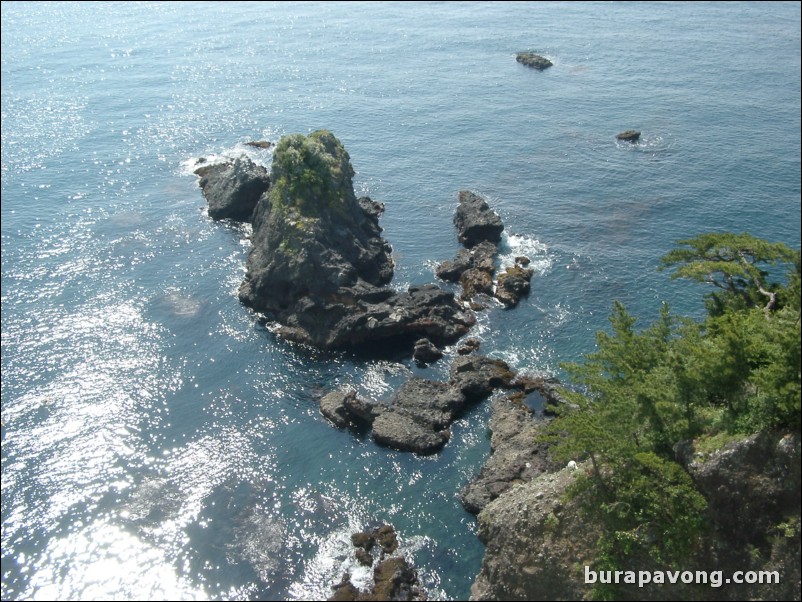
left=1, top=2, right=799, bottom=600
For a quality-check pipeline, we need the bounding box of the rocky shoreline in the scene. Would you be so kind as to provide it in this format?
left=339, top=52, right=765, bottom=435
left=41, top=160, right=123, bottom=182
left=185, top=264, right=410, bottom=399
left=193, top=131, right=799, bottom=602
left=319, top=352, right=563, bottom=456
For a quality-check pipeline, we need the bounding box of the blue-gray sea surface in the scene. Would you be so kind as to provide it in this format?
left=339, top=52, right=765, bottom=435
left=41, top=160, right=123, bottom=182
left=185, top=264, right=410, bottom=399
left=2, top=2, right=800, bottom=600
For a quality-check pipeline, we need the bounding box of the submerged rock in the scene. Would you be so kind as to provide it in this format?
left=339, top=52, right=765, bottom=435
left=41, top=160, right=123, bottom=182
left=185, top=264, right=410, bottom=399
left=616, top=130, right=641, bottom=142
left=194, top=156, right=270, bottom=222
left=237, top=131, right=475, bottom=349
left=515, top=52, right=553, bottom=71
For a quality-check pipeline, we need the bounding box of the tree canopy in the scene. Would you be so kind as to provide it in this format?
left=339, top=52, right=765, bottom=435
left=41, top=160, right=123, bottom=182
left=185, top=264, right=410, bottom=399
left=544, top=232, right=800, bottom=588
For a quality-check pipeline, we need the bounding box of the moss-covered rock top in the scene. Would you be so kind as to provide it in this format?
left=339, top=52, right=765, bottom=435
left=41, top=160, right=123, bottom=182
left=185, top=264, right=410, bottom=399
left=269, top=130, right=357, bottom=219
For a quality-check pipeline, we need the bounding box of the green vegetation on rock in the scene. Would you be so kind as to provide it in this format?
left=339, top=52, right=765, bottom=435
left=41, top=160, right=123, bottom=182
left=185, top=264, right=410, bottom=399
left=543, top=232, right=800, bottom=597
left=269, top=129, right=355, bottom=220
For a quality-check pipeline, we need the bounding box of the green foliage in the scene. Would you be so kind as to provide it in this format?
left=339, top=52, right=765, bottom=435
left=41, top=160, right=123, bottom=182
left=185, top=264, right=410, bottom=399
left=269, top=130, right=350, bottom=218
left=546, top=232, right=800, bottom=587
left=659, top=232, right=800, bottom=316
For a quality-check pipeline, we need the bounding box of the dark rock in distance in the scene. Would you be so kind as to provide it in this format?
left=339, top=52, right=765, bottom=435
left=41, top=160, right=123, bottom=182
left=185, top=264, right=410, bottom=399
left=616, top=130, right=641, bottom=142
left=244, top=140, right=272, bottom=149
left=516, top=52, right=553, bottom=71
left=194, top=156, right=270, bottom=222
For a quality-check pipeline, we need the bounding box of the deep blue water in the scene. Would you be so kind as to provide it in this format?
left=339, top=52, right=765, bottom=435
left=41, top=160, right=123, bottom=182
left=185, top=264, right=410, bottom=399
left=2, top=2, right=800, bottom=600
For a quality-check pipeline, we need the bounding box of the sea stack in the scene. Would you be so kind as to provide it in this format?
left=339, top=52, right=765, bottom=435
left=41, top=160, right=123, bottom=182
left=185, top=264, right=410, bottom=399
left=238, top=130, right=475, bottom=349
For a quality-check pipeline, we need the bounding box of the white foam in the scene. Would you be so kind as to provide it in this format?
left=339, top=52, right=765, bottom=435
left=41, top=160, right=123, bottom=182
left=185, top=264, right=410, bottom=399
left=497, top=232, right=552, bottom=274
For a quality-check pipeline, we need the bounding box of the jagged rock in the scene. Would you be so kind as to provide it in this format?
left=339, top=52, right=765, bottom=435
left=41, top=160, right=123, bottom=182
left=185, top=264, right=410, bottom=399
left=238, top=131, right=475, bottom=350
left=470, top=467, right=592, bottom=602
left=436, top=242, right=497, bottom=283
left=454, top=191, right=504, bottom=248
left=372, top=379, right=465, bottom=455
left=412, top=338, right=443, bottom=365
left=449, top=355, right=516, bottom=402
left=616, top=130, right=641, bottom=142
left=375, top=524, right=399, bottom=555
left=457, top=338, right=481, bottom=355
left=371, top=556, right=422, bottom=601
left=494, top=264, right=534, bottom=308
left=320, top=390, right=358, bottom=428
left=677, top=431, right=801, bottom=550
left=460, top=267, right=494, bottom=300
left=320, top=389, right=383, bottom=428
left=436, top=248, right=473, bottom=282
left=323, top=355, right=523, bottom=455
left=372, top=411, right=450, bottom=455
left=272, top=284, right=474, bottom=349
left=351, top=531, right=375, bottom=551
left=194, top=156, right=270, bottom=222
left=332, top=525, right=426, bottom=601
left=244, top=140, right=272, bottom=149
left=515, top=52, right=553, bottom=71
left=355, top=548, right=373, bottom=567
left=515, top=256, right=530, bottom=266
left=460, top=392, right=558, bottom=514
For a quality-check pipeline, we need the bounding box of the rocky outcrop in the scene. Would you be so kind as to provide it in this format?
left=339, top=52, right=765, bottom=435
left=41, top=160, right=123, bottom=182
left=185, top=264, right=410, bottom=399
left=470, top=430, right=801, bottom=601
left=676, top=431, right=801, bottom=601
left=616, top=130, right=641, bottom=142
left=245, top=139, right=272, bottom=149
left=449, top=355, right=516, bottom=402
left=470, top=467, right=592, bottom=601
left=320, top=354, right=528, bottom=455
left=436, top=242, right=496, bottom=284
left=237, top=131, right=475, bottom=349
left=372, top=379, right=466, bottom=454
left=457, top=338, right=481, bottom=355
left=494, top=261, right=534, bottom=308
left=437, top=192, right=533, bottom=308
left=194, top=156, right=270, bottom=222
left=460, top=391, right=559, bottom=514
left=319, top=389, right=383, bottom=429
left=454, top=191, right=504, bottom=248
left=515, top=52, right=553, bottom=71
left=329, top=525, right=426, bottom=602
left=412, top=338, right=443, bottom=366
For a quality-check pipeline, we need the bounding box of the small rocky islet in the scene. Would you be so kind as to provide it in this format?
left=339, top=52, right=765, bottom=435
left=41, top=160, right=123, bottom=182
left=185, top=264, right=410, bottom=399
left=515, top=51, right=553, bottom=71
